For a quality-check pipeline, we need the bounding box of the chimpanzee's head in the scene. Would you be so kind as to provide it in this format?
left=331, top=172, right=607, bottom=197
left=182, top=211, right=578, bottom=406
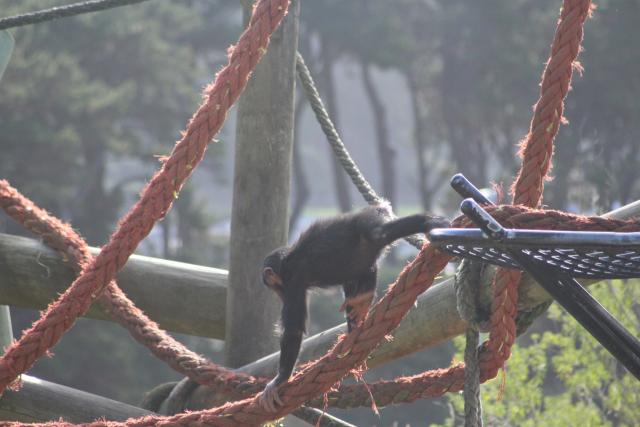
left=262, top=247, right=288, bottom=301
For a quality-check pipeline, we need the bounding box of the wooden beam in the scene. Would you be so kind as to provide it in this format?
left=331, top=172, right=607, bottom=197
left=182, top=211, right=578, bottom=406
left=0, top=375, right=152, bottom=422
left=0, top=233, right=228, bottom=339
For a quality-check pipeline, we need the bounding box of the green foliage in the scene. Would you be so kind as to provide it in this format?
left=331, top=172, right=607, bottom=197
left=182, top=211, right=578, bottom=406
left=440, top=279, right=640, bottom=426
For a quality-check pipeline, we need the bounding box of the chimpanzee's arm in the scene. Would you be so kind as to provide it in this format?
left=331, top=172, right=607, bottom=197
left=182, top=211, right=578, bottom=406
left=274, top=330, right=303, bottom=385
left=260, top=288, right=307, bottom=412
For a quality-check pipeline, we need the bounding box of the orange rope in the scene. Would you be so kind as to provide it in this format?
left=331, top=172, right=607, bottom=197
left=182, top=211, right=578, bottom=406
left=484, top=0, right=593, bottom=383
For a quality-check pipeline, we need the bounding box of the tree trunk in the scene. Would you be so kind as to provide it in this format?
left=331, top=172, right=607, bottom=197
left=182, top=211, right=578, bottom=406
left=319, top=45, right=352, bottom=212
left=361, top=63, right=396, bottom=206
left=225, top=0, right=299, bottom=367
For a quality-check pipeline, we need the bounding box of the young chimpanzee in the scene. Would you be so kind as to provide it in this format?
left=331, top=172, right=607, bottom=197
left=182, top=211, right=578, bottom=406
left=259, top=203, right=450, bottom=412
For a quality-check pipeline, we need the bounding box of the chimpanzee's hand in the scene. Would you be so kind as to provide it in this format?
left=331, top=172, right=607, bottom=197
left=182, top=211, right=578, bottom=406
left=339, top=291, right=375, bottom=332
left=259, top=377, right=284, bottom=413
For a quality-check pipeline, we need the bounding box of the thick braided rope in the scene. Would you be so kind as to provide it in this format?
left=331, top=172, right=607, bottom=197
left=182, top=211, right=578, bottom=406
left=298, top=0, right=593, bottom=403
left=483, top=0, right=593, bottom=381
left=512, top=0, right=593, bottom=206
left=296, top=52, right=425, bottom=249
left=0, top=180, right=259, bottom=393
left=0, top=0, right=290, bottom=394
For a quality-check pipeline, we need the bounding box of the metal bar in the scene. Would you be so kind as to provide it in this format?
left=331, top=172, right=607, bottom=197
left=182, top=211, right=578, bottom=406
left=450, top=174, right=493, bottom=205
left=430, top=228, right=640, bottom=249
left=460, top=198, right=507, bottom=240
left=510, top=251, right=640, bottom=380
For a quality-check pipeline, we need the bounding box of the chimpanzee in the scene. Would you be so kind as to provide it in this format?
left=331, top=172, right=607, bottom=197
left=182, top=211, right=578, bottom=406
left=259, top=203, right=450, bottom=412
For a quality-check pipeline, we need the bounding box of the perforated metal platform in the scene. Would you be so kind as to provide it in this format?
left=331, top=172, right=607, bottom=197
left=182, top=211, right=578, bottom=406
left=438, top=173, right=640, bottom=381
left=429, top=229, right=640, bottom=279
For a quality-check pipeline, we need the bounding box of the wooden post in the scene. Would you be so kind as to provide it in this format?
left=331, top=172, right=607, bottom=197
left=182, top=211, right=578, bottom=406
left=225, top=0, right=299, bottom=367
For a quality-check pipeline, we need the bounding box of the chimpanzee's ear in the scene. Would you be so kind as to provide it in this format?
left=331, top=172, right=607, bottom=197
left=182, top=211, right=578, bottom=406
left=263, top=267, right=283, bottom=289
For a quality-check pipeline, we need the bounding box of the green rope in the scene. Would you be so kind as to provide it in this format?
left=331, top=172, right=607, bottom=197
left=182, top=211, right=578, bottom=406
left=0, top=0, right=155, bottom=31
left=455, top=260, right=484, bottom=427
left=296, top=52, right=424, bottom=249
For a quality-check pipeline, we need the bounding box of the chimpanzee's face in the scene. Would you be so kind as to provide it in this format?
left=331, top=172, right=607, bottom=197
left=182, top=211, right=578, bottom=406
left=262, top=267, right=284, bottom=301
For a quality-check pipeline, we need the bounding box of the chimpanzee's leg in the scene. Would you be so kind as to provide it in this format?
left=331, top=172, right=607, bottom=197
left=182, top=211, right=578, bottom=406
left=341, top=266, right=378, bottom=332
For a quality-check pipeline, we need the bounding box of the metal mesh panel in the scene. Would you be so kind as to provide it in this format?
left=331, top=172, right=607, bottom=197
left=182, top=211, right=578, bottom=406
left=438, top=242, right=640, bottom=279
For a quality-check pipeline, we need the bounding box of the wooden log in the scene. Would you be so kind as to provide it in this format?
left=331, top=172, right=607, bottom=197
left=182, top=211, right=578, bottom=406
left=0, top=375, right=152, bottom=422
left=0, top=233, right=228, bottom=339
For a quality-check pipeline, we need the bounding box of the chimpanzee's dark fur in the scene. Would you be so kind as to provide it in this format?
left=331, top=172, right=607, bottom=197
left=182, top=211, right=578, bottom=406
left=258, top=204, right=450, bottom=412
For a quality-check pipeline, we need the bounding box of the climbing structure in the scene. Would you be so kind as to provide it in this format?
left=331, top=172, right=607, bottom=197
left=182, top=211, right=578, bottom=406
left=2, top=0, right=634, bottom=426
